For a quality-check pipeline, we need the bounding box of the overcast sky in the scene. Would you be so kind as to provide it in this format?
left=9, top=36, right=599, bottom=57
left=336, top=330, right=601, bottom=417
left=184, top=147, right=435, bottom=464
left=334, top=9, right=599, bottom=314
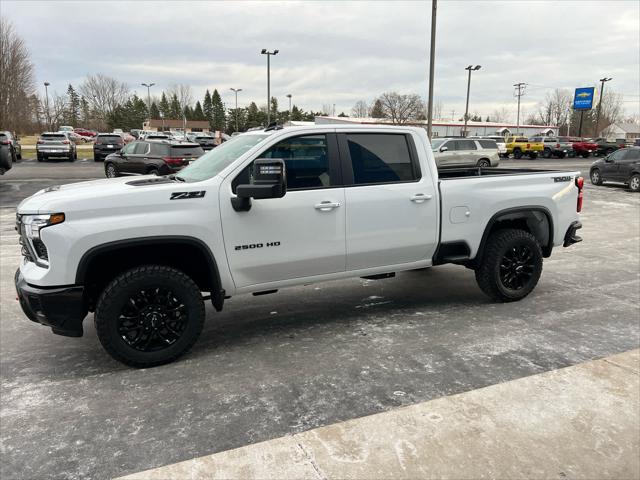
left=3, top=0, right=639, bottom=121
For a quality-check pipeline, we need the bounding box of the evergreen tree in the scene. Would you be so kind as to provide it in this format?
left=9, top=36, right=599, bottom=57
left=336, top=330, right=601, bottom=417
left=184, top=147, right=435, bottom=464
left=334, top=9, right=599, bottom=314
left=226, top=107, right=247, bottom=134
left=65, top=84, right=80, bottom=126
left=169, top=93, right=181, bottom=118
left=183, top=105, right=193, bottom=120
left=211, top=89, right=226, bottom=131
left=203, top=90, right=213, bottom=126
left=193, top=101, right=205, bottom=121
left=159, top=92, right=170, bottom=118
left=246, top=102, right=261, bottom=128
left=270, top=97, right=278, bottom=122
left=370, top=99, right=384, bottom=118
left=80, top=96, right=90, bottom=127
left=338, top=112, right=348, bottom=117
left=149, top=101, right=160, bottom=119
left=290, top=105, right=303, bottom=121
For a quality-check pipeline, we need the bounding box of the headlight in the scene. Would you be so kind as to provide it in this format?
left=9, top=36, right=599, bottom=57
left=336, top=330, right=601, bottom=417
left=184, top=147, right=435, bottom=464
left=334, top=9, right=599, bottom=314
left=17, top=213, right=64, bottom=267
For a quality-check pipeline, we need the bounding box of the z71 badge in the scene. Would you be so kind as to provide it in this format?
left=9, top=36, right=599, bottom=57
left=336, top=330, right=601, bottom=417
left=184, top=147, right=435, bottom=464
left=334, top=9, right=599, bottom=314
left=170, top=191, right=206, bottom=200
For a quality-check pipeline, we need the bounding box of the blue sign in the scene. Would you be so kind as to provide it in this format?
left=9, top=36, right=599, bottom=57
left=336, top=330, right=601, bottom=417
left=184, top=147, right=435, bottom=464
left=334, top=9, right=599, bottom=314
left=573, top=87, right=595, bottom=110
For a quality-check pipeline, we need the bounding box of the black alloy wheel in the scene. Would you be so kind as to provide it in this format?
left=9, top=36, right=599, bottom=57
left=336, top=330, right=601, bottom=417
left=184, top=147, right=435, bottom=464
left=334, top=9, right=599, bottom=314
left=499, top=244, right=536, bottom=291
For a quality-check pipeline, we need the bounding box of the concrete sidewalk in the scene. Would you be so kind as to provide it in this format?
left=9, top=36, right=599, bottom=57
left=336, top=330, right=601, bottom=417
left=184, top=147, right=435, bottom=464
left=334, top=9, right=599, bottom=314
left=118, top=350, right=640, bottom=480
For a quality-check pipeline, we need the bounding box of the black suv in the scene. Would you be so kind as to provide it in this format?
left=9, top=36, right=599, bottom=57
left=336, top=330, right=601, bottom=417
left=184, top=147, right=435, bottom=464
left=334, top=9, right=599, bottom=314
left=590, top=147, right=640, bottom=192
left=104, top=140, right=205, bottom=178
left=93, top=133, right=124, bottom=161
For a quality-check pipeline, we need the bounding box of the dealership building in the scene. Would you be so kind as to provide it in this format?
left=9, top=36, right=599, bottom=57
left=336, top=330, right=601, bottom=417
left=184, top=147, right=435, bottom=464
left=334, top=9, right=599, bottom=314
left=314, top=116, right=559, bottom=137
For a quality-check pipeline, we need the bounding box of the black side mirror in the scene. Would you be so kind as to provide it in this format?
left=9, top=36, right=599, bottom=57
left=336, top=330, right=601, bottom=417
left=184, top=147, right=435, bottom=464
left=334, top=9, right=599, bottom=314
left=232, top=159, right=287, bottom=212
left=440, top=146, right=448, bottom=152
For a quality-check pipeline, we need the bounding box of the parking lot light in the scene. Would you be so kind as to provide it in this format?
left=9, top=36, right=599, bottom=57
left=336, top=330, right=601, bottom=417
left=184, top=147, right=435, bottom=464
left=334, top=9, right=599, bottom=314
left=595, top=77, right=612, bottom=137
left=43, top=82, right=51, bottom=131
left=261, top=49, right=279, bottom=125
left=141, top=83, right=155, bottom=122
left=230, top=88, right=243, bottom=132
left=463, top=65, right=481, bottom=137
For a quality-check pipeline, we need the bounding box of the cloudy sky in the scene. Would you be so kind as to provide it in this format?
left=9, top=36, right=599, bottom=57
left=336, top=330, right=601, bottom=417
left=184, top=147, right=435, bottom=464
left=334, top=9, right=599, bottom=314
left=3, top=0, right=639, bottom=121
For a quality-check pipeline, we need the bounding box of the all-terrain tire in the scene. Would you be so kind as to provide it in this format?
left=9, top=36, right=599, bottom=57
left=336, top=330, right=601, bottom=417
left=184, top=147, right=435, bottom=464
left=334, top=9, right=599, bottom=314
left=94, top=265, right=205, bottom=368
left=475, top=228, right=543, bottom=302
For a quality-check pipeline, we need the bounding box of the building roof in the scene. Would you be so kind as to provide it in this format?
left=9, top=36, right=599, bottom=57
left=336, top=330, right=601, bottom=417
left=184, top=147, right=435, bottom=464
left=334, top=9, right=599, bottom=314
left=610, top=122, right=640, bottom=134
left=146, top=119, right=210, bottom=128
left=314, top=116, right=557, bottom=129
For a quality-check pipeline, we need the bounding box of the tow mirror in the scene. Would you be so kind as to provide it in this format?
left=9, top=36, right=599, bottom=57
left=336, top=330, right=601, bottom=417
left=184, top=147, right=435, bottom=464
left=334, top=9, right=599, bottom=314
left=440, top=146, right=448, bottom=152
left=232, top=158, right=287, bottom=212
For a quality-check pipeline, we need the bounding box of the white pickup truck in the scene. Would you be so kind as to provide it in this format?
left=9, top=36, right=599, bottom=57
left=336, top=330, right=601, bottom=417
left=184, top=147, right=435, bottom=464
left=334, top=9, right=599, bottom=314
left=15, top=125, right=584, bottom=367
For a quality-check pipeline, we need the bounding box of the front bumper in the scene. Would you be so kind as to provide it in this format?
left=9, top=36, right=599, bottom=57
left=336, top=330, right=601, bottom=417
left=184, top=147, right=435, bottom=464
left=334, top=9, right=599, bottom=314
left=563, top=221, right=583, bottom=247
left=15, top=269, right=87, bottom=337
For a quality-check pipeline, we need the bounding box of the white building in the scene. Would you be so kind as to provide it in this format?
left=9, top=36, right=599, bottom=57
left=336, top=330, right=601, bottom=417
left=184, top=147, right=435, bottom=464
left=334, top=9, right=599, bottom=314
left=604, top=122, right=640, bottom=140
left=314, top=116, right=558, bottom=138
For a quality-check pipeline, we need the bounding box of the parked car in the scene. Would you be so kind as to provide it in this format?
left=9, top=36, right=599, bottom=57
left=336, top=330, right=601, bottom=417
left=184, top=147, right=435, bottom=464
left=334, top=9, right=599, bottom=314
left=0, top=131, right=21, bottom=161
left=63, top=130, right=87, bottom=144
left=36, top=132, right=77, bottom=161
left=14, top=124, right=584, bottom=366
left=104, top=139, right=204, bottom=177
left=530, top=136, right=572, bottom=158
left=505, top=136, right=543, bottom=159
left=143, top=132, right=171, bottom=141
left=589, top=147, right=640, bottom=192
left=634, top=138, right=640, bottom=147
left=186, top=132, right=216, bottom=150
left=130, top=129, right=142, bottom=139
left=592, top=138, right=627, bottom=157
left=0, top=137, right=13, bottom=174
left=431, top=138, right=499, bottom=168
left=480, top=136, right=507, bottom=157
left=74, top=128, right=97, bottom=139
left=565, top=137, right=598, bottom=158
left=93, top=133, right=124, bottom=161
left=58, top=125, right=74, bottom=133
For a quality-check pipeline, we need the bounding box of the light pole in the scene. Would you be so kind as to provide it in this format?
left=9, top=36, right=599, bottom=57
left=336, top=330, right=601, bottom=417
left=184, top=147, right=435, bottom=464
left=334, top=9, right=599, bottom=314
left=141, top=82, right=155, bottom=122
left=43, top=81, right=51, bottom=131
left=286, top=94, right=292, bottom=122
left=426, top=0, right=437, bottom=139
left=230, top=87, right=243, bottom=132
left=463, top=65, right=481, bottom=137
left=595, top=77, right=612, bottom=138
left=261, top=49, right=278, bottom=125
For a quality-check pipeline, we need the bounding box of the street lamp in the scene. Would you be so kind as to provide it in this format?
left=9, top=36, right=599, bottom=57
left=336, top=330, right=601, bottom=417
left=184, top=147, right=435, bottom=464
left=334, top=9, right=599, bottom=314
left=141, top=82, right=155, bottom=122
left=426, top=0, right=437, bottom=139
left=595, top=77, right=612, bottom=137
left=286, top=94, right=292, bottom=122
left=43, top=81, right=51, bottom=131
left=261, top=49, right=278, bottom=125
left=463, top=65, right=481, bottom=137
left=230, top=87, right=243, bottom=132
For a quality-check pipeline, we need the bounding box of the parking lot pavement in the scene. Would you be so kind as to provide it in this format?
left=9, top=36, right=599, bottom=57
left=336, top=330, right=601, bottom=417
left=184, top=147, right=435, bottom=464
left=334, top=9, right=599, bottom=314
left=1, top=158, right=639, bottom=479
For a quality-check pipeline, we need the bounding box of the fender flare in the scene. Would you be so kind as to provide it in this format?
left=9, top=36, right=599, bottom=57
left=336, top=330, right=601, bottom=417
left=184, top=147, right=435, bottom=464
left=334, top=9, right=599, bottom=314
left=75, top=235, right=225, bottom=311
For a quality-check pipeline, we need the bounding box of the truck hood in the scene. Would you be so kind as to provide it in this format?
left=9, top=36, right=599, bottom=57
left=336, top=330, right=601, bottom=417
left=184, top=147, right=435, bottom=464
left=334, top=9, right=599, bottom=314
left=17, top=176, right=184, bottom=214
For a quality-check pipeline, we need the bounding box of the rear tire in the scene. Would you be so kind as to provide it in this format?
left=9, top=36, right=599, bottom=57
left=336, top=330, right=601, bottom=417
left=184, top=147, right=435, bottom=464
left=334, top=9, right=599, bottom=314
left=590, top=168, right=603, bottom=186
left=105, top=163, right=119, bottom=178
left=629, top=174, right=640, bottom=192
left=513, top=149, right=523, bottom=159
left=94, top=265, right=205, bottom=368
left=475, top=229, right=543, bottom=302
left=477, top=159, right=490, bottom=167
left=147, top=167, right=159, bottom=176
left=581, top=152, right=590, bottom=159
left=543, top=148, right=551, bottom=158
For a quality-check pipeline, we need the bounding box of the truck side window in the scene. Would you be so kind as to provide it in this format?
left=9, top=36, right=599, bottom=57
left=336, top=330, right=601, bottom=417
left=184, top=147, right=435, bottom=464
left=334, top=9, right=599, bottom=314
left=346, top=133, right=418, bottom=185
left=233, top=134, right=330, bottom=192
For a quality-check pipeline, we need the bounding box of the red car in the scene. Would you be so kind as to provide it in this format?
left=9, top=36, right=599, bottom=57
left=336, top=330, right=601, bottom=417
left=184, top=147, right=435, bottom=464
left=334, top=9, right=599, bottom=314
left=565, top=137, right=598, bottom=158
left=74, top=128, right=97, bottom=138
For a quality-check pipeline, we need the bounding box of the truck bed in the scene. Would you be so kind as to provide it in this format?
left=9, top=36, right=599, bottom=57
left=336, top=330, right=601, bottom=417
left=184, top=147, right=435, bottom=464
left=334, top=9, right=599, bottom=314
left=438, top=167, right=563, bottom=179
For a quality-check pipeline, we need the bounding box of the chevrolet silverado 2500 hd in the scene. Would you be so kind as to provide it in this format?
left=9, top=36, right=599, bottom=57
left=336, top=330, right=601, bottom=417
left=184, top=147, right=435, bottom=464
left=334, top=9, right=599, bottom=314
left=15, top=125, right=584, bottom=367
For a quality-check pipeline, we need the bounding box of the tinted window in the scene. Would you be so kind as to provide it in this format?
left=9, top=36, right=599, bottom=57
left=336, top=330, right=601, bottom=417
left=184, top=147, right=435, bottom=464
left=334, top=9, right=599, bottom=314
left=624, top=149, right=640, bottom=160
left=262, top=134, right=329, bottom=189
left=609, top=149, right=626, bottom=161
left=478, top=140, right=497, bottom=149
left=133, top=142, right=149, bottom=154
left=150, top=143, right=169, bottom=156
left=42, top=133, right=66, bottom=139
left=347, top=133, right=417, bottom=185
left=121, top=143, right=136, bottom=154
left=170, top=145, right=205, bottom=158
left=454, top=139, right=477, bottom=151
left=98, top=135, right=123, bottom=142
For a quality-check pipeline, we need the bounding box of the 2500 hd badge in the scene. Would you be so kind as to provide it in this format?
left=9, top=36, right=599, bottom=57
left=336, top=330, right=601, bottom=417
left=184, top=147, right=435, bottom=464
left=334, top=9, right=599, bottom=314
left=235, top=241, right=281, bottom=251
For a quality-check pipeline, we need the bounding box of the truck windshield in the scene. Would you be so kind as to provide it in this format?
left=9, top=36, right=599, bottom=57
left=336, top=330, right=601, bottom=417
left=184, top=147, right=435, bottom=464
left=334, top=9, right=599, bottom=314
left=177, top=134, right=270, bottom=182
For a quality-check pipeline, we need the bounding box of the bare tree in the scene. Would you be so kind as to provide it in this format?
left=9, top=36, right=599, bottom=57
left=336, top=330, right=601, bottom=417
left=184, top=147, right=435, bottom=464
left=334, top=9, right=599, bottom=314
left=47, top=92, right=68, bottom=130
left=0, top=17, right=37, bottom=133
left=166, top=84, right=193, bottom=111
left=491, top=107, right=511, bottom=123
left=79, top=73, right=128, bottom=127
left=351, top=100, right=369, bottom=118
left=376, top=92, right=425, bottom=124
left=432, top=100, right=443, bottom=120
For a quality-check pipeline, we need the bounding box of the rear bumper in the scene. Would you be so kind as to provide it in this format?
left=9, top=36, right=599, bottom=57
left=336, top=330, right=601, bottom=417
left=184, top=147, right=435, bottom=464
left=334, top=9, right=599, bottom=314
left=15, top=269, right=87, bottom=337
left=563, top=221, right=583, bottom=247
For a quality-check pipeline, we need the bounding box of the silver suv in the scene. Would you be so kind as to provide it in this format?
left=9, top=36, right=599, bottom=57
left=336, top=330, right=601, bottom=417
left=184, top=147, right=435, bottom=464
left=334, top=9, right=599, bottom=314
left=431, top=138, right=500, bottom=168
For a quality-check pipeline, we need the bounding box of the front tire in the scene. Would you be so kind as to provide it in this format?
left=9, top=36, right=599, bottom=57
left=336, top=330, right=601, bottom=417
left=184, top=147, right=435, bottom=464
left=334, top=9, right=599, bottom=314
left=629, top=173, right=640, bottom=192
left=590, top=168, right=603, bottom=185
left=513, top=149, right=523, bottom=159
left=105, top=163, right=119, bottom=178
left=543, top=148, right=551, bottom=158
left=94, top=265, right=205, bottom=368
left=475, top=229, right=543, bottom=302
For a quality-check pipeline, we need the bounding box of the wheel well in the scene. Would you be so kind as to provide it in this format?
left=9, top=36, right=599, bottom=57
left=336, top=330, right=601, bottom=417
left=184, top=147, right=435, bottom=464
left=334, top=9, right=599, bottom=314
left=476, top=209, right=553, bottom=265
left=78, top=239, right=218, bottom=311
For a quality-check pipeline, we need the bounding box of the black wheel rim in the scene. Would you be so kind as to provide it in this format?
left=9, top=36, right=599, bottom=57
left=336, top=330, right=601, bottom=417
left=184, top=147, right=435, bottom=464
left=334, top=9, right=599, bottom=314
left=499, top=245, right=535, bottom=291
left=117, top=287, right=188, bottom=352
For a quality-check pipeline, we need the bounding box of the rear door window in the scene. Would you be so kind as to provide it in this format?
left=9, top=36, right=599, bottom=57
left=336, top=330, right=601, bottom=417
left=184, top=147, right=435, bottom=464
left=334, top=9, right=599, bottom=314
left=455, top=139, right=477, bottom=151
left=623, top=149, right=640, bottom=161
left=478, top=140, right=497, bottom=149
left=346, top=133, right=419, bottom=185
left=133, top=142, right=149, bottom=155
